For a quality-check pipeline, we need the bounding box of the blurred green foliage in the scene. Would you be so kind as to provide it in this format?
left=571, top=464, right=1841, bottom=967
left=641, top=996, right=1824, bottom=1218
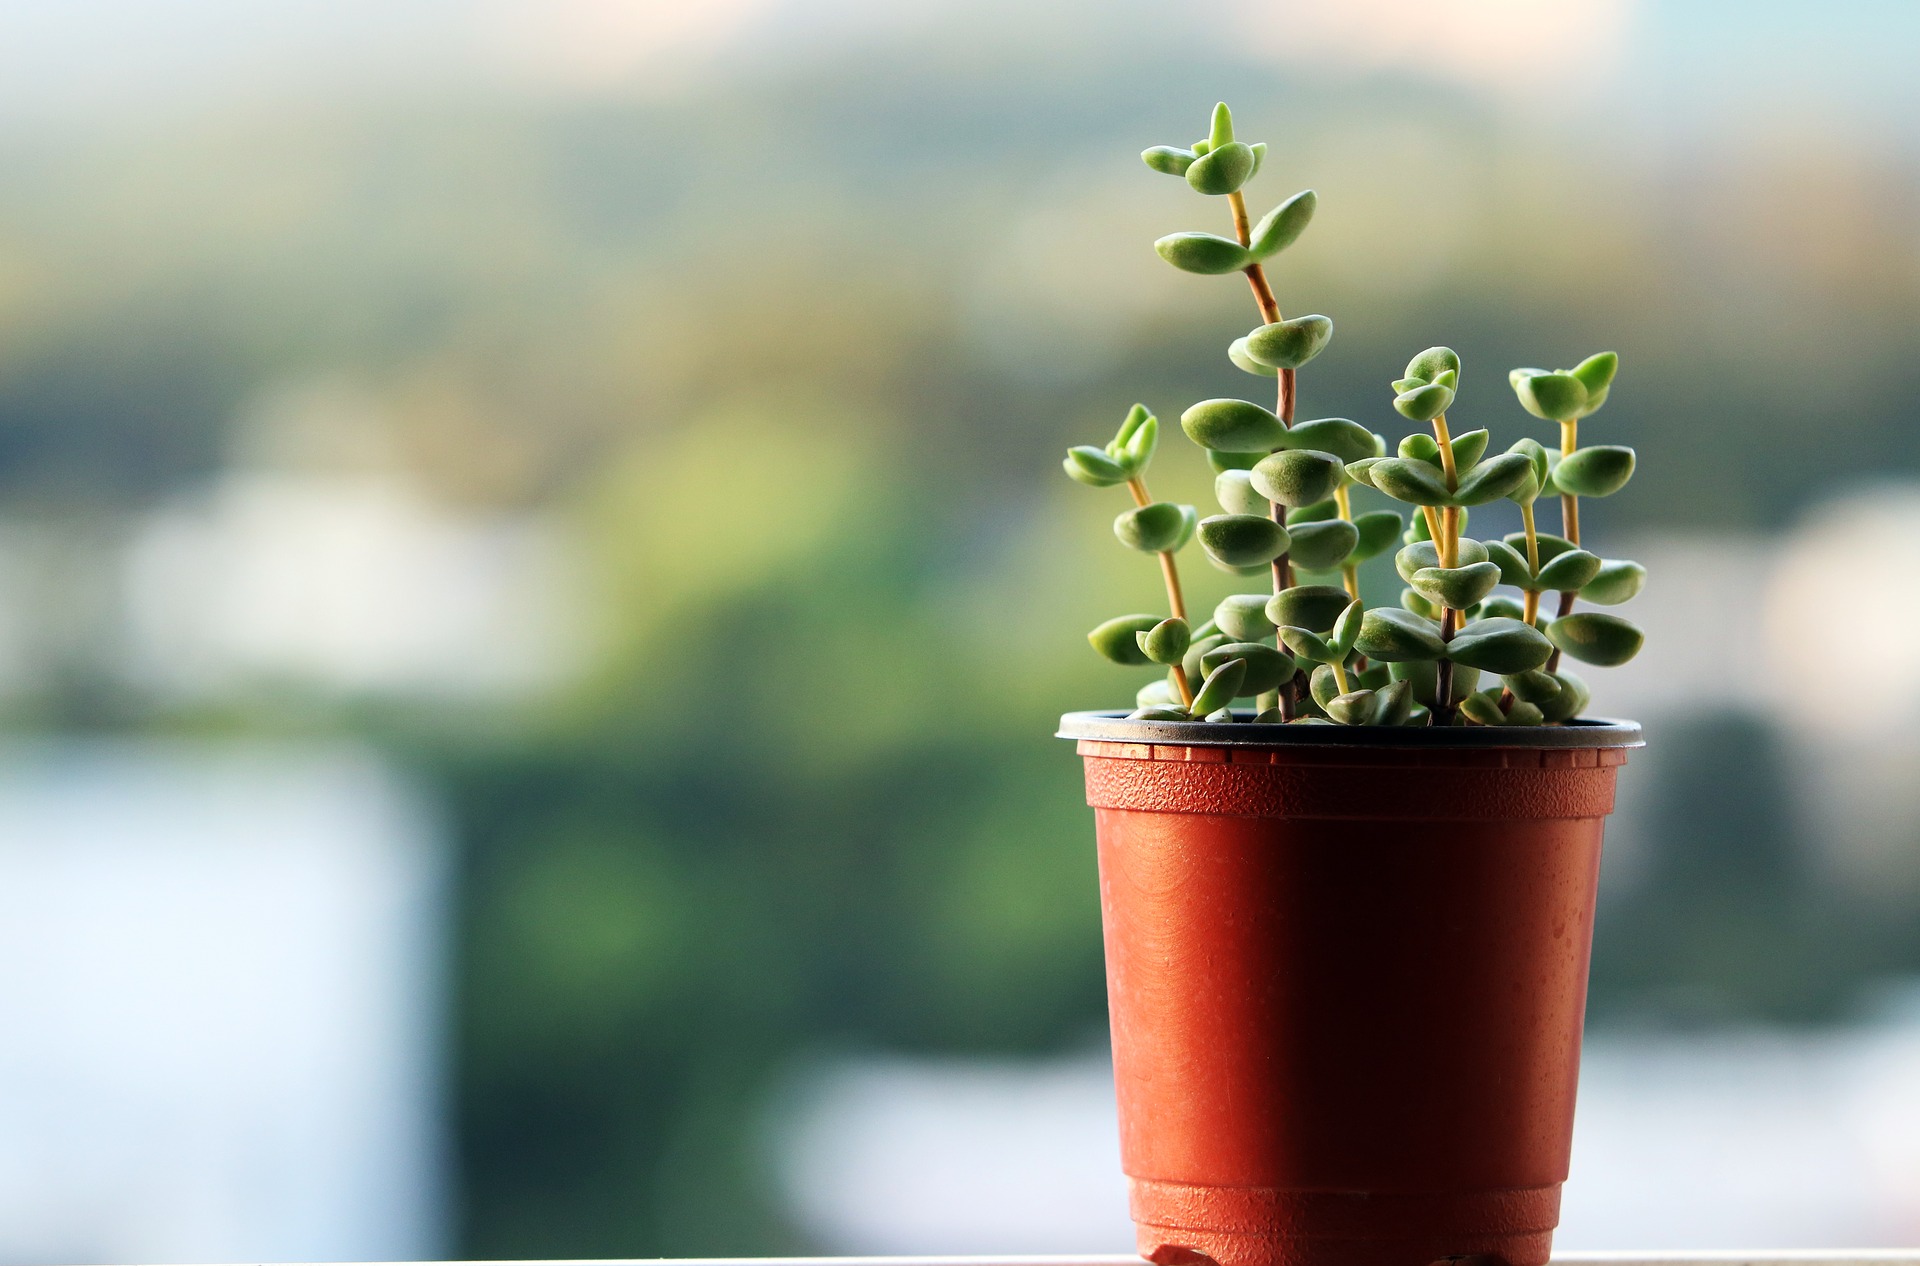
left=1, top=40, right=1920, bottom=1259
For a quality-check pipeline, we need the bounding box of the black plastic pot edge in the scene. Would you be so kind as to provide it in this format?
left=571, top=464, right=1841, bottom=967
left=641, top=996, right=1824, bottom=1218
left=1058, top=709, right=1644, bottom=748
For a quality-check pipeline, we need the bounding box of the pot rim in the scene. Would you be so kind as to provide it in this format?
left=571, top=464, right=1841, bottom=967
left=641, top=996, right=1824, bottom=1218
left=1059, top=709, right=1643, bottom=748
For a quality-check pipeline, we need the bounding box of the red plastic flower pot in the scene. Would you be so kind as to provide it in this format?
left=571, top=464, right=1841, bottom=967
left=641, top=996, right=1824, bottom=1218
left=1058, top=712, right=1642, bottom=1266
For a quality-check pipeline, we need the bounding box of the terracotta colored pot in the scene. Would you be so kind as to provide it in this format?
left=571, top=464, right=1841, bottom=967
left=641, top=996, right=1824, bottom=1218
left=1058, top=712, right=1642, bottom=1266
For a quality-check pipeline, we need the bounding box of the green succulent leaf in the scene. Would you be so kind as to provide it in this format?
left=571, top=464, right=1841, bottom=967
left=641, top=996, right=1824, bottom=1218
left=1401, top=587, right=1442, bottom=619
left=1453, top=452, right=1537, bottom=506
left=1251, top=449, right=1345, bottom=508
left=1116, top=410, right=1159, bottom=468
left=1503, top=669, right=1563, bottom=704
left=1387, top=658, right=1480, bottom=708
left=1136, top=677, right=1177, bottom=709
left=1227, top=336, right=1278, bottom=377
left=1277, top=626, right=1337, bottom=664
left=1287, top=518, right=1360, bottom=569
left=1209, top=102, right=1235, bottom=149
left=1571, top=351, right=1619, bottom=397
left=1207, top=449, right=1266, bottom=473
left=1155, top=232, right=1255, bottom=275
left=1142, top=146, right=1196, bottom=176
left=1190, top=657, right=1248, bottom=714
left=1394, top=537, right=1488, bottom=581
left=1266, top=585, right=1353, bottom=633
left=1398, top=433, right=1443, bottom=466
left=1510, top=369, right=1588, bottom=421
left=1088, top=614, right=1161, bottom=665
left=1582, top=559, right=1647, bottom=605
left=1447, top=616, right=1554, bottom=673
left=1483, top=539, right=1534, bottom=587
left=1331, top=599, right=1364, bottom=656
left=1553, top=445, right=1636, bottom=497
left=1285, top=498, right=1338, bottom=524
left=1182, top=398, right=1287, bottom=451
left=1129, top=706, right=1191, bottom=721
left=1350, top=510, right=1406, bottom=563
left=1393, top=381, right=1455, bottom=422
left=1137, top=616, right=1192, bottom=665
left=1203, top=706, right=1236, bottom=722
left=1064, top=445, right=1129, bottom=487
left=1370, top=457, right=1454, bottom=506
left=1344, top=457, right=1382, bottom=489
left=1478, top=595, right=1529, bottom=623
left=1506, top=530, right=1575, bottom=565
left=1214, top=469, right=1271, bottom=516
left=1535, top=548, right=1603, bottom=592
left=1186, top=141, right=1256, bottom=195
left=1310, top=663, right=1342, bottom=710
left=1181, top=632, right=1229, bottom=685
left=1459, top=691, right=1506, bottom=726
left=1410, top=561, right=1502, bottom=609
left=1248, top=142, right=1267, bottom=178
left=1547, top=612, right=1645, bottom=666
left=1449, top=429, right=1490, bottom=473
left=1537, top=669, right=1592, bottom=722
left=1249, top=189, right=1317, bottom=258
left=1405, top=346, right=1461, bottom=383
left=1114, top=502, right=1196, bottom=553
left=1244, top=315, right=1333, bottom=370
left=1214, top=593, right=1276, bottom=642
left=1327, top=689, right=1380, bottom=726
left=1202, top=642, right=1294, bottom=695
left=1198, top=513, right=1291, bottom=568
left=1355, top=607, right=1446, bottom=661
left=1279, top=417, right=1377, bottom=463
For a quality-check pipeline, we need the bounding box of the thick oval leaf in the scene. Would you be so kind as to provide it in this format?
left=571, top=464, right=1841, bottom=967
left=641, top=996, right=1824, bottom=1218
left=1369, top=457, right=1453, bottom=506
left=1535, top=548, right=1603, bottom=592
left=1350, top=510, right=1406, bottom=562
left=1198, top=513, right=1291, bottom=568
left=1449, top=428, right=1489, bottom=473
left=1582, top=559, right=1646, bottom=605
left=1183, top=398, right=1287, bottom=451
left=1446, top=616, right=1553, bottom=673
left=1136, top=677, right=1177, bottom=709
left=1355, top=607, right=1446, bottom=661
left=1117, top=411, right=1159, bottom=468
left=1372, top=679, right=1415, bottom=725
left=1453, top=452, right=1537, bottom=506
left=1460, top=691, right=1507, bottom=726
left=1502, top=669, right=1563, bottom=704
left=1393, top=382, right=1454, bottom=422
left=1250, top=189, right=1316, bottom=258
left=1245, top=315, right=1334, bottom=370
left=1214, top=469, right=1271, bottom=516
left=1137, top=616, right=1192, bottom=665
left=1398, top=432, right=1443, bottom=466
left=1310, top=663, right=1342, bottom=711
left=1285, top=498, right=1338, bottom=524
left=1410, top=561, right=1502, bottom=609
left=1401, top=587, right=1442, bottom=620
left=1202, top=642, right=1294, bottom=695
left=1277, top=626, right=1336, bottom=664
left=1344, top=457, right=1382, bottom=489
left=1155, top=232, right=1254, bottom=275
left=1266, top=584, right=1352, bottom=633
left=1187, top=141, right=1255, bottom=195
left=1181, top=632, right=1228, bottom=685
left=1483, top=539, right=1533, bottom=587
left=1064, top=445, right=1128, bottom=487
left=1478, top=595, right=1528, bottom=622
left=1227, top=336, right=1278, bottom=378
left=1142, top=145, right=1195, bottom=176
left=1554, top=445, right=1636, bottom=497
left=1510, top=369, right=1588, bottom=420
left=1387, top=658, right=1480, bottom=708
left=1189, top=658, right=1248, bottom=714
left=1506, top=530, right=1575, bottom=566
left=1394, top=537, right=1490, bottom=581
left=1279, top=417, right=1377, bottom=462
left=1209, top=102, right=1235, bottom=148
left=1251, top=449, right=1345, bottom=508
left=1089, top=614, right=1161, bottom=665
left=1214, top=593, right=1275, bottom=642
left=1288, top=519, right=1360, bottom=570
left=1207, top=449, right=1265, bottom=473
left=1547, top=612, right=1645, bottom=666
left=1406, top=346, right=1460, bottom=383
left=1327, top=689, right=1379, bottom=726
left=1114, top=502, right=1196, bottom=553
left=1537, top=669, right=1592, bottom=722
left=1571, top=351, right=1618, bottom=396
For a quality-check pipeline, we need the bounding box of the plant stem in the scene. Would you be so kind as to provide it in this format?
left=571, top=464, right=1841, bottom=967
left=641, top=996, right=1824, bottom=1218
left=1546, top=417, right=1581, bottom=672
left=1334, top=484, right=1360, bottom=599
left=1435, top=609, right=1457, bottom=725
left=1170, top=665, right=1195, bottom=708
left=1127, top=476, right=1188, bottom=622
left=1329, top=658, right=1350, bottom=696
left=1521, top=501, right=1541, bottom=625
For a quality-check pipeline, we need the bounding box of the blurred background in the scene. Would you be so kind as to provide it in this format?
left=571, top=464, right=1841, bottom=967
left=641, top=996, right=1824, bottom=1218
left=2, top=0, right=1920, bottom=1259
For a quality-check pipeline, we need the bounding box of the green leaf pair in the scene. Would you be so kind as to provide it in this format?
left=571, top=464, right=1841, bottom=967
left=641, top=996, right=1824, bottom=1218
left=1277, top=599, right=1364, bottom=665
left=1063, top=403, right=1161, bottom=487
left=1114, top=501, right=1197, bottom=553
left=1483, top=540, right=1602, bottom=592
left=1509, top=352, right=1617, bottom=421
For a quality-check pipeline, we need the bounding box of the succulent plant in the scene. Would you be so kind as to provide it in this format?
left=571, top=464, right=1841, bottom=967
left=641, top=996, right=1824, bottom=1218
left=1066, top=103, right=1644, bottom=726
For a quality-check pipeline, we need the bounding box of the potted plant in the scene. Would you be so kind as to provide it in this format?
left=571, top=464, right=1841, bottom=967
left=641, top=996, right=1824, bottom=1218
left=1058, top=104, right=1645, bottom=1266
